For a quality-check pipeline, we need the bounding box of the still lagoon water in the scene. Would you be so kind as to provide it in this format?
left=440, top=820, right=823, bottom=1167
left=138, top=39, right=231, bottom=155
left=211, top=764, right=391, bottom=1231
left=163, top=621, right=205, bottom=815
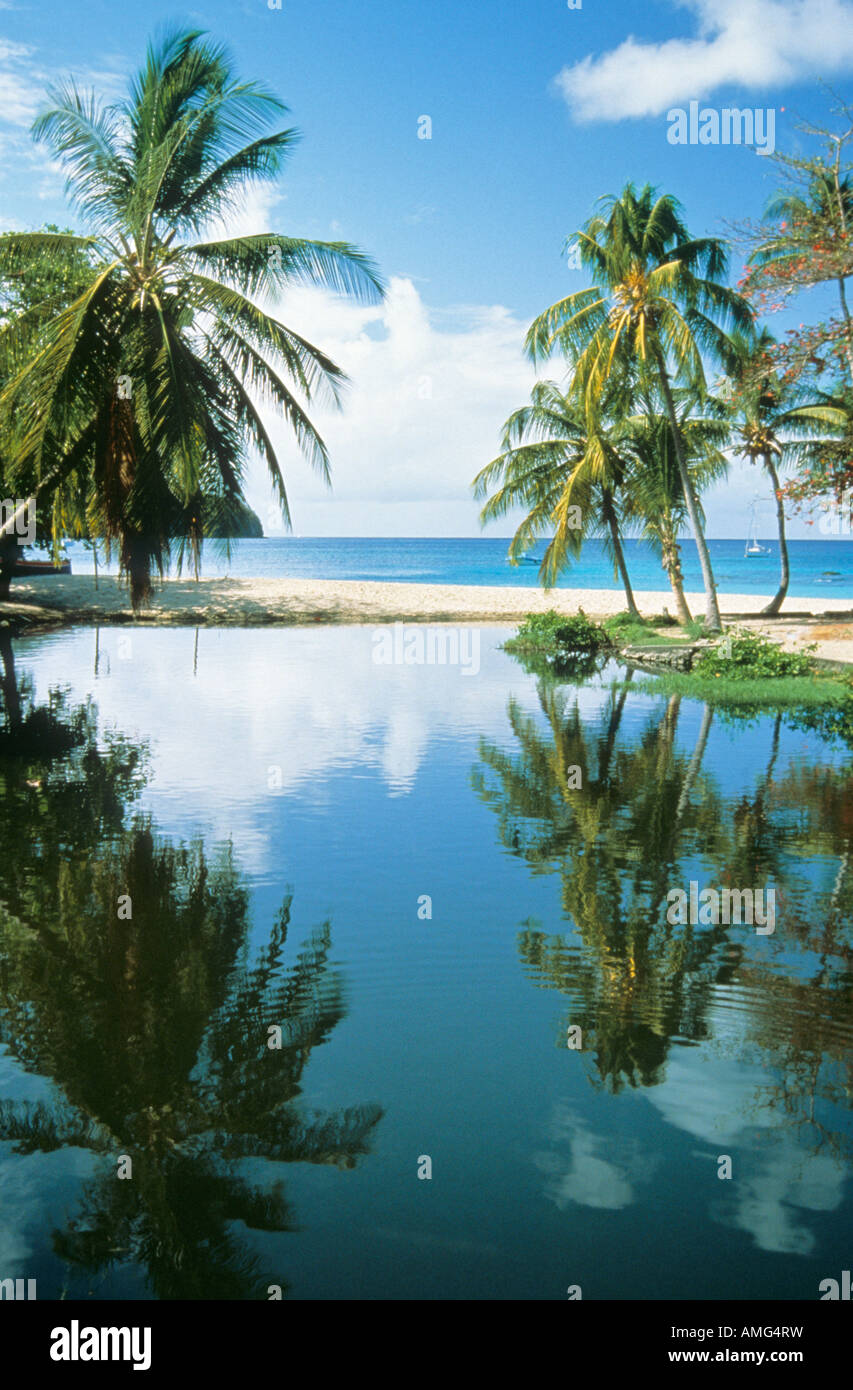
left=0, top=625, right=851, bottom=1300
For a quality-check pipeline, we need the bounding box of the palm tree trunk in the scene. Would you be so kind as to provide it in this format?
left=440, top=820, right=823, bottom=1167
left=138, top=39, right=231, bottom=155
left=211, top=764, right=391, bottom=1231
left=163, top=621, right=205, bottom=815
left=123, top=535, right=153, bottom=610
left=669, top=569, right=693, bottom=627
left=661, top=522, right=693, bottom=626
left=655, top=355, right=722, bottom=633
left=602, top=489, right=639, bottom=616
left=0, top=536, right=15, bottom=602
left=761, top=452, right=789, bottom=616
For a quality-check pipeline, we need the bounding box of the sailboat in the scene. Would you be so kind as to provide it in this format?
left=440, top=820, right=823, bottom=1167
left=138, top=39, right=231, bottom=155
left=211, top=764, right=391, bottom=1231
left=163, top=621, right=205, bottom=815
left=744, top=505, right=771, bottom=557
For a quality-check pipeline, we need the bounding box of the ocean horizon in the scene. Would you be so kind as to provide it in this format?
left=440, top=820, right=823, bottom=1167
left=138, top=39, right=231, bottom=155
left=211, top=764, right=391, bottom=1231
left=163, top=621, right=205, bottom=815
left=61, top=535, right=852, bottom=601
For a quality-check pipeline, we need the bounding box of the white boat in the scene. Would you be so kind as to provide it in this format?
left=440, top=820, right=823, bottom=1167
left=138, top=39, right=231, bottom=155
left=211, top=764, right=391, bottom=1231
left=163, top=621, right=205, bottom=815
left=744, top=506, right=771, bottom=557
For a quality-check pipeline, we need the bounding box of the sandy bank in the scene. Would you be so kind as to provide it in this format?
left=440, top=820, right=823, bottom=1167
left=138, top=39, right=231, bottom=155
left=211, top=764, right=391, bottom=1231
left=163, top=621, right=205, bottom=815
left=2, top=572, right=850, bottom=624
left=2, top=573, right=851, bottom=663
left=3, top=572, right=850, bottom=622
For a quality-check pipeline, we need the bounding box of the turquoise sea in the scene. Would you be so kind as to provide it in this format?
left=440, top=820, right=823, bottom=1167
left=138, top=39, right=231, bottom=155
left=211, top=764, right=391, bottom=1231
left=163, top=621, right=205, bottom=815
left=60, top=536, right=853, bottom=601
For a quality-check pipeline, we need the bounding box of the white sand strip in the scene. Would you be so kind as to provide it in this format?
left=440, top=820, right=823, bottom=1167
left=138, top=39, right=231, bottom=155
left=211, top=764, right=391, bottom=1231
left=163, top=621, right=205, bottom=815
left=4, top=573, right=851, bottom=624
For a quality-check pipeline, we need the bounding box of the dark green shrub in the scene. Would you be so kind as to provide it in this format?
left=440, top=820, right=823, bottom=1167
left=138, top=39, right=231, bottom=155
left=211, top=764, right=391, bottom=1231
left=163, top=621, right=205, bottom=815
left=508, top=609, right=609, bottom=656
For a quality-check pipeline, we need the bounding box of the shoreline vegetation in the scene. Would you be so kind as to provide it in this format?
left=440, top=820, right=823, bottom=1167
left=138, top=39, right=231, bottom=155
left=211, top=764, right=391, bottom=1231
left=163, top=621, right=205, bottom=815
left=504, top=608, right=853, bottom=710
left=505, top=616, right=853, bottom=753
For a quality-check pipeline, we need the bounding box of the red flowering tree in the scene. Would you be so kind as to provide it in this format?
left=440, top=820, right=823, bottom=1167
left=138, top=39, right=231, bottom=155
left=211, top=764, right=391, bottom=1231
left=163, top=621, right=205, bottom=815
left=730, top=98, right=853, bottom=519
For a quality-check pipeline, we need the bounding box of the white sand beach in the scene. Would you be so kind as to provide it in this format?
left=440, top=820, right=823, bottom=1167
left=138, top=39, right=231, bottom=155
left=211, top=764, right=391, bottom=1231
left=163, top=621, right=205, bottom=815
left=2, top=571, right=850, bottom=621
left=5, top=571, right=852, bottom=621
left=3, top=572, right=852, bottom=662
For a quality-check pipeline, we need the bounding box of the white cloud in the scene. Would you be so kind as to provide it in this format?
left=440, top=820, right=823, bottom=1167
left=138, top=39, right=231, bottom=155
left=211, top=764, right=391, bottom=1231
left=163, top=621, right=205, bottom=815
left=208, top=182, right=285, bottom=241
left=210, top=196, right=538, bottom=537
left=0, top=39, right=46, bottom=126
left=0, top=40, right=131, bottom=209
left=238, top=272, right=799, bottom=538
left=241, top=275, right=535, bottom=536
left=556, top=0, right=853, bottom=121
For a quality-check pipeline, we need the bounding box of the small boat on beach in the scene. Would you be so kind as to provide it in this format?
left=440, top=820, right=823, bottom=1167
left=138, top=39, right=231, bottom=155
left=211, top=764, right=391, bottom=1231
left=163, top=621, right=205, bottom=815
left=12, top=553, right=72, bottom=576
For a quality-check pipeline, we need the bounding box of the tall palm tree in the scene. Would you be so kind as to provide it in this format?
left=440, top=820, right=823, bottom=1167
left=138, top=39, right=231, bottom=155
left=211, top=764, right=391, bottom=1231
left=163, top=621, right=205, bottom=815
left=472, top=375, right=641, bottom=614
left=624, top=386, right=729, bottom=625
left=526, top=184, right=755, bottom=633
left=721, top=330, right=800, bottom=615
left=0, top=29, right=384, bottom=606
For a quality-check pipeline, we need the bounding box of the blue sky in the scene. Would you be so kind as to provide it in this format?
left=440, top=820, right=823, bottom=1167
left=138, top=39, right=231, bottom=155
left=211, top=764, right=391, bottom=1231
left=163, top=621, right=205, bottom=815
left=1, top=0, right=852, bottom=538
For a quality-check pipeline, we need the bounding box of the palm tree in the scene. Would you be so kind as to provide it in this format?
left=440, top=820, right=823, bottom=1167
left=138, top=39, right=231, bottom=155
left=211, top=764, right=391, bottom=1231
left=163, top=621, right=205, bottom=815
left=624, top=386, right=729, bottom=625
left=0, top=29, right=384, bottom=607
left=721, top=329, right=853, bottom=610
left=472, top=375, right=641, bottom=614
left=526, top=184, right=755, bottom=633
left=721, top=330, right=799, bottom=614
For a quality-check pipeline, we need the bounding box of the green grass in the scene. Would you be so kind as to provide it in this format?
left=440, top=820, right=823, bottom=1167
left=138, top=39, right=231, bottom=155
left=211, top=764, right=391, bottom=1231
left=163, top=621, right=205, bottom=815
left=626, top=669, right=852, bottom=709
left=623, top=631, right=851, bottom=709
left=602, top=610, right=689, bottom=648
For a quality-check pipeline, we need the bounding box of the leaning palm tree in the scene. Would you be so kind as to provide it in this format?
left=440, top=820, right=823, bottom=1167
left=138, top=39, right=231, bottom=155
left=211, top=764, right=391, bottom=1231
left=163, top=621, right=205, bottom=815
left=472, top=375, right=641, bottom=613
left=526, top=184, right=755, bottom=633
left=0, top=29, right=383, bottom=606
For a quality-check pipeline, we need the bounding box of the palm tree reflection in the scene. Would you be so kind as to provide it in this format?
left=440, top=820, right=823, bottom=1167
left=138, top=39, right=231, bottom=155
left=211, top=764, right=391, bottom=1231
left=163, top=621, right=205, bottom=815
left=0, top=646, right=382, bottom=1298
left=475, top=669, right=853, bottom=1132
left=475, top=675, right=727, bottom=1090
